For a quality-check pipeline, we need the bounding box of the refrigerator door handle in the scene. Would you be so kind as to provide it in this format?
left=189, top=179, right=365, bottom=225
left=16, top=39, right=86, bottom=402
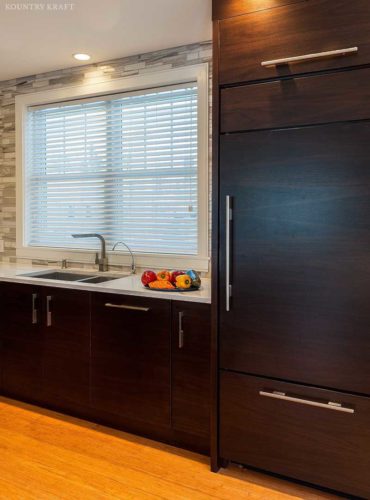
left=226, top=195, right=233, bottom=311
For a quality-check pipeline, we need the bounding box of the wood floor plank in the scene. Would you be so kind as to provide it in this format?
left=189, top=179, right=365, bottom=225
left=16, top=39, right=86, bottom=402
left=0, top=476, right=50, bottom=500
left=0, top=428, right=209, bottom=500
left=0, top=397, right=340, bottom=500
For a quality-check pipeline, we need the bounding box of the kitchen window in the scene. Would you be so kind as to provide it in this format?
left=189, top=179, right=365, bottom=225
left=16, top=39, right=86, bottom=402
left=16, top=66, right=209, bottom=270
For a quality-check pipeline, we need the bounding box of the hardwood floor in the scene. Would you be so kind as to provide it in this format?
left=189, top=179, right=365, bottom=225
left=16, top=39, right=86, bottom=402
left=0, top=397, right=339, bottom=499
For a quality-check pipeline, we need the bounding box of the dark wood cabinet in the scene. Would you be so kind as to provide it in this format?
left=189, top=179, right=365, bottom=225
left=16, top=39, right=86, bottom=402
left=91, top=293, right=171, bottom=426
left=171, top=301, right=210, bottom=445
left=0, top=282, right=43, bottom=402
left=0, top=283, right=90, bottom=411
left=219, top=0, right=370, bottom=85
left=220, top=371, right=370, bottom=499
left=214, top=0, right=370, bottom=493
left=41, top=287, right=90, bottom=410
left=213, top=0, right=304, bottom=20
left=0, top=281, right=210, bottom=452
left=219, top=122, right=370, bottom=395
left=221, top=67, right=370, bottom=133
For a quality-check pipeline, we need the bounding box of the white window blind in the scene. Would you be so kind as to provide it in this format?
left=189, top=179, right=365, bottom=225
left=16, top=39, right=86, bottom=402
left=25, top=83, right=198, bottom=255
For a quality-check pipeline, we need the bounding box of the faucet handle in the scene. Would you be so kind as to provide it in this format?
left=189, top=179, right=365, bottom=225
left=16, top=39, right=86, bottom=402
left=95, top=252, right=99, bottom=265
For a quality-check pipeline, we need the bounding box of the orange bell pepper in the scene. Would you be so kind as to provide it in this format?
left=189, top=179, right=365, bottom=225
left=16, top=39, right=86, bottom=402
left=157, top=270, right=171, bottom=281
left=148, top=280, right=175, bottom=289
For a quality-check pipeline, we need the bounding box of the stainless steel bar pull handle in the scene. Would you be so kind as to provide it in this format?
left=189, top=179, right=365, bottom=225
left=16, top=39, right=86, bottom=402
left=105, top=303, right=150, bottom=312
left=46, top=295, right=52, bottom=327
left=178, top=311, right=184, bottom=348
left=259, top=390, right=355, bottom=414
left=32, top=293, right=38, bottom=325
left=261, top=46, right=358, bottom=67
left=226, top=195, right=233, bottom=312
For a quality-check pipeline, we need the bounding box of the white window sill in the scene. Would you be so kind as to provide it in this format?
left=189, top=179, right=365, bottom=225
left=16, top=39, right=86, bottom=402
left=16, top=247, right=210, bottom=273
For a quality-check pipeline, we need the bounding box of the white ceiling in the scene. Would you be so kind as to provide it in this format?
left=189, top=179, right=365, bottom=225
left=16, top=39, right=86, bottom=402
left=0, top=0, right=212, bottom=82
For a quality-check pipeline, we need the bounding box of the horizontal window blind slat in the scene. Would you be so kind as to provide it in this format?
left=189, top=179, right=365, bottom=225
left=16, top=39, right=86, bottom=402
left=25, top=83, right=199, bottom=255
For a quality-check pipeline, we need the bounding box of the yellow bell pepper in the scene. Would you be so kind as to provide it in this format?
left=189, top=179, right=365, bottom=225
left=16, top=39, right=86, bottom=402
left=176, top=274, right=192, bottom=289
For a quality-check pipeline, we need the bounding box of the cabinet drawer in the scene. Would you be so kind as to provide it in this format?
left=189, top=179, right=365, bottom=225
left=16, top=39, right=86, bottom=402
left=219, top=0, right=370, bottom=85
left=213, top=0, right=303, bottom=20
left=220, top=371, right=370, bottom=498
left=221, top=68, right=370, bottom=132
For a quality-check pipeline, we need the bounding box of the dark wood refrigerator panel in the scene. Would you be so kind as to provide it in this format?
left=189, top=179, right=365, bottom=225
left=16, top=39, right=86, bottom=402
left=219, top=122, right=370, bottom=394
left=218, top=0, right=370, bottom=85
left=221, top=68, right=370, bottom=134
left=213, top=0, right=304, bottom=20
left=220, top=371, right=370, bottom=499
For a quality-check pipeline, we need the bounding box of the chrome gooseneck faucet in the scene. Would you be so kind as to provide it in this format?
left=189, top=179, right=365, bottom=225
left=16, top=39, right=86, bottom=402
left=112, top=241, right=136, bottom=274
left=72, top=233, right=108, bottom=272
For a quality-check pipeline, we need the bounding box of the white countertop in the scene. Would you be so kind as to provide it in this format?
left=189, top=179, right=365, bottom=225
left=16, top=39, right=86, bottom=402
left=0, top=263, right=211, bottom=304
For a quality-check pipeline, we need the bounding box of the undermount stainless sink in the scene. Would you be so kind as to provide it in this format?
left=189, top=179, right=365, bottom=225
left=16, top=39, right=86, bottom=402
left=20, top=270, right=121, bottom=284
left=81, top=275, right=119, bottom=284
left=22, top=271, right=94, bottom=281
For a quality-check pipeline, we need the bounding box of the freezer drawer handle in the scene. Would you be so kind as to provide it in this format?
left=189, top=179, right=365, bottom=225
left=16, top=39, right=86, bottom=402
left=261, top=47, right=358, bottom=67
left=105, top=303, right=150, bottom=312
left=259, top=390, right=355, bottom=414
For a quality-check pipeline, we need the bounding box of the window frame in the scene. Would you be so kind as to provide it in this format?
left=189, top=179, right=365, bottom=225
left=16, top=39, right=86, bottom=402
left=16, top=64, right=209, bottom=271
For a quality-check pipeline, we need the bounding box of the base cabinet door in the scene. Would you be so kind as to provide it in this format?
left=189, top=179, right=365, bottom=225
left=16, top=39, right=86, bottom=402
left=91, top=293, right=171, bottom=426
left=171, top=302, right=210, bottom=446
left=220, top=371, right=370, bottom=498
left=0, top=282, right=43, bottom=402
left=41, top=287, right=90, bottom=411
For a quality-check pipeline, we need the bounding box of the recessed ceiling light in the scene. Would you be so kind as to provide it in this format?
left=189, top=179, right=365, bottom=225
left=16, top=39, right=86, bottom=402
left=73, top=53, right=91, bottom=61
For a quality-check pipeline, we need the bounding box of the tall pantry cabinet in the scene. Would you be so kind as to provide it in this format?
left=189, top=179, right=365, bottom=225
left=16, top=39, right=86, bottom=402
left=212, top=1, right=370, bottom=497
